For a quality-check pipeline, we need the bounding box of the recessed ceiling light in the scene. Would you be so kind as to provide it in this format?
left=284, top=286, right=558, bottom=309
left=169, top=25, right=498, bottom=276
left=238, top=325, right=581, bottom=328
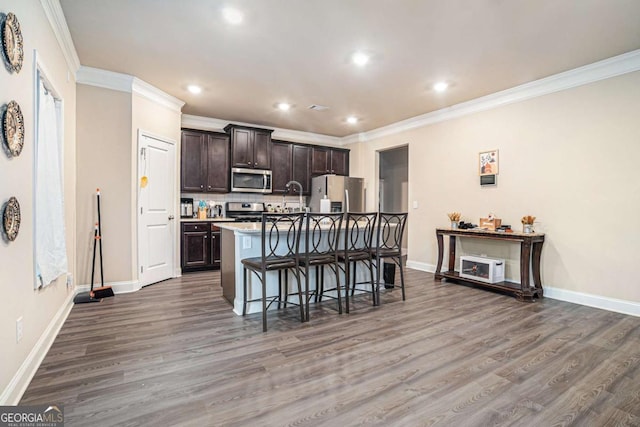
left=187, top=85, right=202, bottom=94
left=433, top=81, right=449, bottom=92
left=352, top=52, right=369, bottom=67
left=222, top=7, right=243, bottom=24
left=346, top=116, right=359, bottom=124
left=277, top=103, right=291, bottom=111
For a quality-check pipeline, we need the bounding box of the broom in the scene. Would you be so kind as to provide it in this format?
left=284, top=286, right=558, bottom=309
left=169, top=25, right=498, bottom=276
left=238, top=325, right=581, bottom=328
left=91, top=189, right=114, bottom=298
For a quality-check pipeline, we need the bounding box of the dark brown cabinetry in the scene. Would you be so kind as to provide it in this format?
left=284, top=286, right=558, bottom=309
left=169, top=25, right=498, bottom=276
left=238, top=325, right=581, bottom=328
left=225, top=124, right=273, bottom=170
left=271, top=141, right=292, bottom=194
left=311, top=146, right=349, bottom=176
left=181, top=222, right=221, bottom=272
left=291, top=144, right=311, bottom=195
left=270, top=141, right=311, bottom=195
left=180, top=129, right=229, bottom=193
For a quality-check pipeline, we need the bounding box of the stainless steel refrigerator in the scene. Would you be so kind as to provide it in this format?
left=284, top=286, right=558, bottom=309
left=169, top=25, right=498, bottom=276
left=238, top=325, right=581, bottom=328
left=309, top=175, right=365, bottom=213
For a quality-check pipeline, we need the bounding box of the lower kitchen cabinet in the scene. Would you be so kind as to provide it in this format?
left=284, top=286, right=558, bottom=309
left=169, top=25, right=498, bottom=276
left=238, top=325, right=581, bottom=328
left=181, top=222, right=220, bottom=272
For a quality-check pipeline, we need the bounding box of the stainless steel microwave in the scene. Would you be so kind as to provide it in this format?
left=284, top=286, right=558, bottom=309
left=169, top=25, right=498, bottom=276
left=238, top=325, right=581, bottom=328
left=231, top=168, right=272, bottom=193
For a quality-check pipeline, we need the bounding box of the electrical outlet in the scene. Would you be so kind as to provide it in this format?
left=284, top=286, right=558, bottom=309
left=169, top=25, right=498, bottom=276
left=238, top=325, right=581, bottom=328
left=16, top=317, right=23, bottom=343
left=66, top=273, right=73, bottom=288
left=243, top=236, right=252, bottom=249
left=412, top=200, right=419, bottom=209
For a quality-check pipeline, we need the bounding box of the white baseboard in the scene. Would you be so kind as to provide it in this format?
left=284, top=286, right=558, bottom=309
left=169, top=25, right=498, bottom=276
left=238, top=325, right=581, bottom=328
left=406, top=260, right=639, bottom=317
left=76, top=280, right=141, bottom=294
left=544, top=286, right=640, bottom=317
left=0, top=291, right=75, bottom=405
left=406, top=260, right=436, bottom=273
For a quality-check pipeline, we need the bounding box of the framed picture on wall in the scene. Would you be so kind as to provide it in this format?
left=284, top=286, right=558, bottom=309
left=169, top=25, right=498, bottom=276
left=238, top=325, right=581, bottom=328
left=479, top=149, right=499, bottom=176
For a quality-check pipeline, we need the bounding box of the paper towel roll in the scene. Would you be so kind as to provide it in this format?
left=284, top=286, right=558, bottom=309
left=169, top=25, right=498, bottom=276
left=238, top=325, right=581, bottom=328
left=320, top=197, right=331, bottom=213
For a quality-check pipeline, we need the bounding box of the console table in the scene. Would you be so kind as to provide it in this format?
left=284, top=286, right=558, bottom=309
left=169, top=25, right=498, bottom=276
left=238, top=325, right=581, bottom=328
left=435, top=228, right=545, bottom=301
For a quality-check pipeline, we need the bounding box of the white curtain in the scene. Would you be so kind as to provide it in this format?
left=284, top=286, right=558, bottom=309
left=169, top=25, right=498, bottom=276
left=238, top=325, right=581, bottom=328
left=36, top=79, right=67, bottom=287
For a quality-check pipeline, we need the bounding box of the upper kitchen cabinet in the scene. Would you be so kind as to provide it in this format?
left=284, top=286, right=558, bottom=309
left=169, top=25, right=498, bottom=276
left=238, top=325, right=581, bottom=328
left=311, top=146, right=350, bottom=176
left=271, top=140, right=292, bottom=194
left=181, top=130, right=207, bottom=192
left=205, top=133, right=230, bottom=192
left=180, top=129, right=229, bottom=193
left=224, top=124, right=273, bottom=170
left=291, top=144, right=311, bottom=195
left=270, top=141, right=312, bottom=195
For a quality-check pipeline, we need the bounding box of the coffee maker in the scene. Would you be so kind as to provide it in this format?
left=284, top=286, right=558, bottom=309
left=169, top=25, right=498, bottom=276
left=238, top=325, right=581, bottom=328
left=180, top=198, right=194, bottom=218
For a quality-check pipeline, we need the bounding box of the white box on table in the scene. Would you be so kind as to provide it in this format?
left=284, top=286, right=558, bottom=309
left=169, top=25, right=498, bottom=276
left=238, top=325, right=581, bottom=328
left=459, top=255, right=505, bottom=284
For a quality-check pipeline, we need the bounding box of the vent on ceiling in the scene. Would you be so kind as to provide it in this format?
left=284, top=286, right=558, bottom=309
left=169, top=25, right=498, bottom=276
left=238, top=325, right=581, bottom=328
left=308, top=104, right=329, bottom=111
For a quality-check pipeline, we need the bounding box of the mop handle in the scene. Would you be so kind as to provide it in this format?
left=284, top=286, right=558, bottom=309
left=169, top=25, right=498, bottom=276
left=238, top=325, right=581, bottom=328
left=90, top=223, right=98, bottom=291
left=97, top=189, right=104, bottom=287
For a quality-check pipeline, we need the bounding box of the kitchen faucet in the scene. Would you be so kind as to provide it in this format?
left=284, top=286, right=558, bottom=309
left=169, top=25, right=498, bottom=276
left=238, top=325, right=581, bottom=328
left=285, top=180, right=304, bottom=213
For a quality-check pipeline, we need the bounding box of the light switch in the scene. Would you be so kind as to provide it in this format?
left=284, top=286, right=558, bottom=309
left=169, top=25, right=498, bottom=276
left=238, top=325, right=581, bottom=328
left=413, top=201, right=419, bottom=209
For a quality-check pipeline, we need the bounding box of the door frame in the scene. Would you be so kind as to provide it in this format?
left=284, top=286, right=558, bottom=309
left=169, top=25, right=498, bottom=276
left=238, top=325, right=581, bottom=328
left=136, top=129, right=178, bottom=287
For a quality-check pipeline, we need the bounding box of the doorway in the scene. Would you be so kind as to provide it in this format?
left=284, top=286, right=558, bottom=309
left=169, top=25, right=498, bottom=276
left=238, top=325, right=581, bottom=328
left=137, top=131, right=176, bottom=287
left=378, top=146, right=409, bottom=250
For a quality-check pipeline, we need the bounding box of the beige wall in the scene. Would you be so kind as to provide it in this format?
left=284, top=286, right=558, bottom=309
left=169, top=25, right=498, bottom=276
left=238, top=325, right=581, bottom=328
left=351, top=71, right=640, bottom=303
left=0, top=1, right=76, bottom=401
left=131, top=93, right=182, bottom=278
left=76, top=85, right=132, bottom=284
left=75, top=89, right=183, bottom=285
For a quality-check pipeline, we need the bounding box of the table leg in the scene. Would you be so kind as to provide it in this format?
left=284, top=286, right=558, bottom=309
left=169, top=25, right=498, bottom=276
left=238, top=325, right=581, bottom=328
left=435, top=231, right=444, bottom=279
left=520, top=240, right=532, bottom=292
left=532, top=241, right=544, bottom=295
left=448, top=236, right=456, bottom=273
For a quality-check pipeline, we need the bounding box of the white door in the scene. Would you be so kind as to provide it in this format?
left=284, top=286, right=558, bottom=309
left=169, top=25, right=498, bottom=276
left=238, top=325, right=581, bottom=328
left=138, top=133, right=176, bottom=286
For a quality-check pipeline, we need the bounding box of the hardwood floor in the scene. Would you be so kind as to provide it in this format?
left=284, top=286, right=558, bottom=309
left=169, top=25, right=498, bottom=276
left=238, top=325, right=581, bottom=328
left=21, top=269, right=640, bottom=426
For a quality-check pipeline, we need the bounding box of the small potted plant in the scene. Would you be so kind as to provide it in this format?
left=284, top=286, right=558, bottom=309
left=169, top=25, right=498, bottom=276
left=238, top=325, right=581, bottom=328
left=447, top=212, right=461, bottom=229
left=521, top=215, right=535, bottom=233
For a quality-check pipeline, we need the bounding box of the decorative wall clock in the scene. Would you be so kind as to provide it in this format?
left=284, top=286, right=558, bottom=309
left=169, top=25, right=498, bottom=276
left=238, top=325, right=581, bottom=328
left=3, top=100, right=24, bottom=157
left=2, top=12, right=24, bottom=73
left=3, top=196, right=21, bottom=241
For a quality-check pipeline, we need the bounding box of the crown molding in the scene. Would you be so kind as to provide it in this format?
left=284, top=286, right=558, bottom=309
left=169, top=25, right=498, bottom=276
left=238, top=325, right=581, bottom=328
left=181, top=115, right=342, bottom=146
left=131, top=78, right=185, bottom=112
left=76, top=66, right=134, bottom=92
left=76, top=66, right=184, bottom=112
left=346, top=48, right=640, bottom=144
left=40, top=0, right=81, bottom=73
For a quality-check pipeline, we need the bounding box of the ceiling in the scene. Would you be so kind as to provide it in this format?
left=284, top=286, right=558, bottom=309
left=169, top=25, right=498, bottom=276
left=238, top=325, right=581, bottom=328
left=59, top=0, right=640, bottom=137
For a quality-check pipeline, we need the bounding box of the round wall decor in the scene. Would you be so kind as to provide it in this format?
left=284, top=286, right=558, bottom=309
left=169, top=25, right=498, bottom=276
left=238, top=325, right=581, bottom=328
left=3, top=100, right=24, bottom=157
left=2, top=12, right=24, bottom=73
left=3, top=196, right=21, bottom=241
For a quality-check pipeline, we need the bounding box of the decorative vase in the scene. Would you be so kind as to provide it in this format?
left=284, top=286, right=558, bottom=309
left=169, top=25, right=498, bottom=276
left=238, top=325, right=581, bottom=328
left=523, top=224, right=533, bottom=233
left=451, top=221, right=458, bottom=230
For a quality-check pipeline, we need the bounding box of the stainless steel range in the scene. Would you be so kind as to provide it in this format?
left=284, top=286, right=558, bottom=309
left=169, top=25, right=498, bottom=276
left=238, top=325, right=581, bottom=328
left=225, top=202, right=265, bottom=222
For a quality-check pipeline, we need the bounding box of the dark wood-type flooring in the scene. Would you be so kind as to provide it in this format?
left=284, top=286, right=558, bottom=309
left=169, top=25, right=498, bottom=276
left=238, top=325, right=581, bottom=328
left=21, top=269, right=640, bottom=426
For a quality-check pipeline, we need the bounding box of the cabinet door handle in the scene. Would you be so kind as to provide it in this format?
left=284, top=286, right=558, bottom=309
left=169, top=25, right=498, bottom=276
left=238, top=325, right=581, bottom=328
left=200, top=184, right=204, bottom=189
left=204, top=235, right=207, bottom=239
left=168, top=215, right=175, bottom=220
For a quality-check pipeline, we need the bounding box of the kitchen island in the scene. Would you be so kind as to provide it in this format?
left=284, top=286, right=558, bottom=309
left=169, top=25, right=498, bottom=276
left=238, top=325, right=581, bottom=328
left=217, top=221, right=373, bottom=315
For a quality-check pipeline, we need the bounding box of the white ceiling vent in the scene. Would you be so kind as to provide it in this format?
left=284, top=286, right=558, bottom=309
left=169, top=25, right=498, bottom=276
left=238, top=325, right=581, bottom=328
left=308, top=104, right=329, bottom=111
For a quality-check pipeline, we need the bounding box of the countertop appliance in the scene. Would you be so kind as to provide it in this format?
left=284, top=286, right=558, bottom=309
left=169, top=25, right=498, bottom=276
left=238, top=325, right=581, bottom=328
left=180, top=198, right=194, bottom=218
left=231, top=168, right=272, bottom=194
left=309, top=175, right=365, bottom=213
left=225, top=202, right=265, bottom=222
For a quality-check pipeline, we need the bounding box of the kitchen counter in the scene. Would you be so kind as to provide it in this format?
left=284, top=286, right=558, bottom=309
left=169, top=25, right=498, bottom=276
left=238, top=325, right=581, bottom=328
left=180, top=217, right=236, bottom=223
left=218, top=220, right=375, bottom=315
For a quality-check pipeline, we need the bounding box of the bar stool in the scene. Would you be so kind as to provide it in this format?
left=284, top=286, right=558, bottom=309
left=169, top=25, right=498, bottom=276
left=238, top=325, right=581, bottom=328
left=298, top=212, right=344, bottom=321
left=372, top=212, right=408, bottom=301
left=241, top=212, right=305, bottom=332
left=338, top=212, right=378, bottom=313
